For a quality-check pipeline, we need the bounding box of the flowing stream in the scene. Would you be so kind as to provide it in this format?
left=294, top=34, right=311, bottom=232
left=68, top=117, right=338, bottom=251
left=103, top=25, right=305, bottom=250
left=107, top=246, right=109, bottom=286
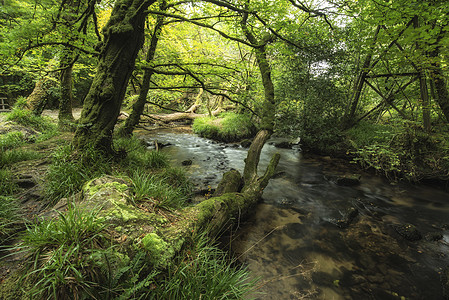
left=140, top=129, right=449, bottom=299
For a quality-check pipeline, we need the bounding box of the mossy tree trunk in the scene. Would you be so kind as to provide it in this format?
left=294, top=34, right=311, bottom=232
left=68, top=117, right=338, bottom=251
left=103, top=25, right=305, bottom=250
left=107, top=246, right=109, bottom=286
left=120, top=1, right=166, bottom=137
left=241, top=12, right=275, bottom=132
left=58, top=48, right=76, bottom=130
left=73, top=0, right=157, bottom=152
left=26, top=76, right=55, bottom=115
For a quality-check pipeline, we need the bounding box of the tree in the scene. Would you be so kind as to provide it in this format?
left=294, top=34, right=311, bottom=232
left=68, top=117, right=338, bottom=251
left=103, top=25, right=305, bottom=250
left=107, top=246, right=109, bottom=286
left=73, top=0, right=157, bottom=152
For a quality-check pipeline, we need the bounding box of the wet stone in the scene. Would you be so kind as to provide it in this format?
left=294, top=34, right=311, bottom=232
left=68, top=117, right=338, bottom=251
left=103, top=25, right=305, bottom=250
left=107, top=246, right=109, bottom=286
left=181, top=159, right=192, bottom=166
left=394, top=223, right=422, bottom=241
left=425, top=232, right=443, bottom=241
left=336, top=174, right=361, bottom=186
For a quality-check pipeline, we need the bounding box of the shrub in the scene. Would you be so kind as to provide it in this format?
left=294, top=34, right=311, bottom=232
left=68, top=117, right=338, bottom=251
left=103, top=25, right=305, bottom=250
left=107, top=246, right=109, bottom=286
left=193, top=112, right=256, bottom=142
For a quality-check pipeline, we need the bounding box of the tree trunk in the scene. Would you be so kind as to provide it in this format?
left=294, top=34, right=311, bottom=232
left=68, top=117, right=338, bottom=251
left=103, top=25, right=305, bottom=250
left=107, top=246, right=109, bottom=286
left=73, top=0, right=157, bottom=152
left=119, top=2, right=166, bottom=137
left=26, top=77, right=55, bottom=115
left=428, top=32, right=449, bottom=122
left=58, top=48, right=76, bottom=130
left=413, top=16, right=431, bottom=133
left=241, top=12, right=275, bottom=132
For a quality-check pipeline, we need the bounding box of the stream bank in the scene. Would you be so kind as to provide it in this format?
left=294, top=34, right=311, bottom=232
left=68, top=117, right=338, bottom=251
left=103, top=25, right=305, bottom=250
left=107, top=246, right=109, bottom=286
left=139, top=129, right=449, bottom=299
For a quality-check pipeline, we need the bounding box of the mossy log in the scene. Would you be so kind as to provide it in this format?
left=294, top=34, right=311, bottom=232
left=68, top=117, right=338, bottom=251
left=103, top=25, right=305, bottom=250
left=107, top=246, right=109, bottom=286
left=76, top=130, right=278, bottom=267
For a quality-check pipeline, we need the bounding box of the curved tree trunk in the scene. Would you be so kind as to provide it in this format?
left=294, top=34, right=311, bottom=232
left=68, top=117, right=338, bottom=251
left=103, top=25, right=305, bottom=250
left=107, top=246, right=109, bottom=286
left=26, top=77, right=55, bottom=116
left=120, top=2, right=166, bottom=137
left=73, top=0, right=157, bottom=152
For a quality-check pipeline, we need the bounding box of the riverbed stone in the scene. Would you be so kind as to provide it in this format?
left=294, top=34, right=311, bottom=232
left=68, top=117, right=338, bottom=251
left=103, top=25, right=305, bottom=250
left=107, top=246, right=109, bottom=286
left=394, top=223, right=422, bottom=241
left=336, top=174, right=361, bottom=186
left=442, top=266, right=449, bottom=299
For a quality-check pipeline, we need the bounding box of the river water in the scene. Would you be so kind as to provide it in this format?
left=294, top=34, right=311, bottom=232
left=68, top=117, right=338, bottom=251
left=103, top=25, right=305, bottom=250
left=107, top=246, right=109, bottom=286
left=140, top=130, right=449, bottom=299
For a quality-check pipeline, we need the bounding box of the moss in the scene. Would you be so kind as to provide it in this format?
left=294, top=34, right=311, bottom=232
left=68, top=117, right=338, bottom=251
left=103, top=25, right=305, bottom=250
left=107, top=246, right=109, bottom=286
left=141, top=232, right=174, bottom=267
left=85, top=181, right=129, bottom=197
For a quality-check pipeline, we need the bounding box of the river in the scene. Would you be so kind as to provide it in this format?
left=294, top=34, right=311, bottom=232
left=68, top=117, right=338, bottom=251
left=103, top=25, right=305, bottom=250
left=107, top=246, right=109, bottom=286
left=140, top=129, right=449, bottom=299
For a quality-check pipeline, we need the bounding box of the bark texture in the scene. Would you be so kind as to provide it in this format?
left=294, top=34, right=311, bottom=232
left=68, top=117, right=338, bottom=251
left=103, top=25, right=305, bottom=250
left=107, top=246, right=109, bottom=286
left=58, top=48, right=76, bottom=130
left=120, top=2, right=166, bottom=137
left=26, top=77, right=55, bottom=115
left=73, top=0, right=157, bottom=152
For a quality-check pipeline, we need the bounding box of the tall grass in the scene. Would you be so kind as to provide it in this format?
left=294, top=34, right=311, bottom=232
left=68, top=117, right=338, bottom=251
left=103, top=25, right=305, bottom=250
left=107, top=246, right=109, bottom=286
left=115, top=135, right=169, bottom=171
left=45, top=145, right=112, bottom=204
left=6, top=108, right=56, bottom=133
left=152, top=234, right=256, bottom=299
left=130, top=167, right=192, bottom=209
left=0, top=196, right=21, bottom=237
left=17, top=205, right=113, bottom=299
left=0, top=169, right=17, bottom=196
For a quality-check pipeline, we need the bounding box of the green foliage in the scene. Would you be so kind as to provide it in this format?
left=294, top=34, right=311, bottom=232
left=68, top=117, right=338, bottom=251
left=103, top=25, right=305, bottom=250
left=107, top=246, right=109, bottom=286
left=0, top=131, right=25, bottom=150
left=0, top=149, right=41, bottom=168
left=0, top=169, right=17, bottom=196
left=17, top=205, right=114, bottom=299
left=347, top=120, right=449, bottom=180
left=115, top=135, right=169, bottom=170
left=152, top=234, right=255, bottom=299
left=129, top=168, right=191, bottom=209
left=193, top=112, right=256, bottom=142
left=45, top=145, right=112, bottom=204
left=0, top=196, right=21, bottom=237
left=5, top=108, right=56, bottom=133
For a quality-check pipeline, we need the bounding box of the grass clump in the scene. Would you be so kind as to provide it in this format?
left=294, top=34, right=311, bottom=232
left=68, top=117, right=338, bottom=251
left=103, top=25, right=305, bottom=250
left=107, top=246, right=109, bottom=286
left=16, top=205, right=121, bottom=299
left=115, top=136, right=169, bottom=171
left=193, top=112, right=256, bottom=143
left=6, top=108, right=56, bottom=133
left=0, top=149, right=42, bottom=168
left=0, top=131, right=26, bottom=150
left=130, top=167, right=192, bottom=209
left=0, top=169, right=17, bottom=196
left=0, top=196, right=22, bottom=238
left=45, top=145, right=112, bottom=204
left=151, top=234, right=255, bottom=299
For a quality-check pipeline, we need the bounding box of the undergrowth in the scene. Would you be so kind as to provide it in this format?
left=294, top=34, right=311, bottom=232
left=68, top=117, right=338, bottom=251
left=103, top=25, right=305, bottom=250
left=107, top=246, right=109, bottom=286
left=346, top=120, right=449, bottom=181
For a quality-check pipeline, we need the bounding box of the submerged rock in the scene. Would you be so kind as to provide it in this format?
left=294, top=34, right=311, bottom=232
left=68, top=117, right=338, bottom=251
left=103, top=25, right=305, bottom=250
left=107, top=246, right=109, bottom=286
left=181, top=159, right=192, bottom=166
left=333, top=207, right=359, bottom=229
left=336, top=174, right=361, bottom=186
left=394, top=223, right=422, bottom=241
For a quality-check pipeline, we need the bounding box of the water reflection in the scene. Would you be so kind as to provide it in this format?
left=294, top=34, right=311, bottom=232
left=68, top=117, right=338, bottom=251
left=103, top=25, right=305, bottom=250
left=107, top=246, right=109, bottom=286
left=140, top=131, right=449, bottom=299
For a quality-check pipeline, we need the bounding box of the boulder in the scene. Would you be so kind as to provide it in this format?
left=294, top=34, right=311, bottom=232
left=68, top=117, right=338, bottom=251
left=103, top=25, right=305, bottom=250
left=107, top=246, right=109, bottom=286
left=336, top=174, right=361, bottom=186
left=394, top=223, right=422, bottom=241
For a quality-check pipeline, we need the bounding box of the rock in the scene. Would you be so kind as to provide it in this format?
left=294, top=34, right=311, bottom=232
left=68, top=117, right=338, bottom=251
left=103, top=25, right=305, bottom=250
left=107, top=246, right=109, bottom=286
left=336, top=174, right=361, bottom=186
left=425, top=232, right=443, bottom=241
left=274, top=141, right=293, bottom=149
left=240, top=139, right=252, bottom=148
left=394, top=223, right=422, bottom=241
left=333, top=207, right=359, bottom=229
left=181, top=159, right=192, bottom=166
